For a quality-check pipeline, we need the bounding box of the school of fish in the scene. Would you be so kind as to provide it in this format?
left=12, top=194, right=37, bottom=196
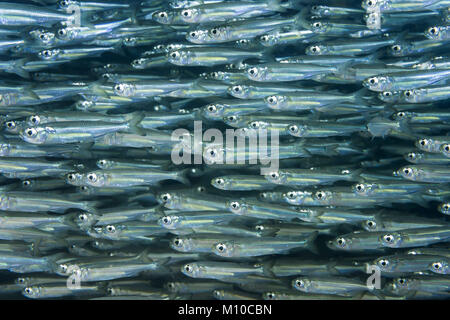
left=0, top=0, right=448, bottom=300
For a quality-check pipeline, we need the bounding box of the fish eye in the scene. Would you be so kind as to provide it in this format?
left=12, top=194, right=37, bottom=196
left=215, top=243, right=226, bottom=253
left=428, top=27, right=438, bottom=35
left=407, top=152, right=417, bottom=160
left=397, top=112, right=406, bottom=118
left=22, top=180, right=31, bottom=186
left=355, top=184, right=365, bottom=193
left=173, top=237, right=183, bottom=247
left=442, top=144, right=450, bottom=152
left=133, top=58, right=144, bottom=65
left=315, top=191, right=325, bottom=199
left=288, top=125, right=299, bottom=134
left=265, top=292, right=275, bottom=300
left=215, top=178, right=225, bottom=185
left=366, top=0, right=376, bottom=7
left=336, top=237, right=346, bottom=247
left=25, top=128, right=38, bottom=137
left=98, top=159, right=107, bottom=166
left=287, top=191, right=296, bottom=199
left=227, top=115, right=237, bottom=122
left=159, top=12, right=167, bottom=18
left=208, top=148, right=217, bottom=157
left=57, top=29, right=66, bottom=36
left=368, top=77, right=378, bottom=85
left=402, top=167, right=412, bottom=176
left=313, top=22, right=321, bottom=28
left=211, top=28, right=218, bottom=35
left=250, top=121, right=260, bottom=129
left=419, top=139, right=428, bottom=146
left=378, top=259, right=389, bottom=267
left=392, top=45, right=401, bottom=52
left=260, top=35, right=269, bottom=42
left=229, top=201, right=240, bottom=210
left=6, top=121, right=15, bottom=129
left=105, top=225, right=116, bottom=233
left=404, top=90, right=413, bottom=97
left=270, top=172, right=279, bottom=179
left=397, top=278, right=406, bottom=285
left=78, top=213, right=88, bottom=221
left=80, top=186, right=88, bottom=191
left=60, top=264, right=68, bottom=272
left=170, top=51, right=180, bottom=59
left=67, top=173, right=76, bottom=181
left=184, top=264, right=193, bottom=273
left=248, top=67, right=258, bottom=75
left=182, top=9, right=192, bottom=17
left=206, top=105, right=216, bottom=112
left=383, top=234, right=395, bottom=243
left=366, top=220, right=376, bottom=229
left=30, top=115, right=40, bottom=125
left=190, top=31, right=197, bottom=38
left=294, top=279, right=305, bottom=288
left=255, top=225, right=264, bottom=231
left=383, top=91, right=392, bottom=97
left=24, top=287, right=33, bottom=295
left=310, top=46, right=320, bottom=53
left=17, top=278, right=25, bottom=284
left=232, top=86, right=241, bottom=93
left=161, top=193, right=171, bottom=202
left=197, top=186, right=205, bottom=192
left=432, top=262, right=442, bottom=271
left=162, top=216, right=172, bottom=225
left=87, top=173, right=98, bottom=182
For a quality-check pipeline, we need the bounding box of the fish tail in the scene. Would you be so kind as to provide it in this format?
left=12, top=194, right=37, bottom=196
left=127, top=112, right=146, bottom=135
left=293, top=7, right=310, bottom=29
left=305, top=231, right=319, bottom=255
left=11, top=58, right=29, bottom=79
left=268, top=0, right=287, bottom=12
left=175, top=168, right=192, bottom=185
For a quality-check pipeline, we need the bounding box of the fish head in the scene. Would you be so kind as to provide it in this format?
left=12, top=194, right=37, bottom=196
left=38, top=49, right=60, bottom=61
left=208, top=26, right=228, bottom=41
left=363, top=75, right=390, bottom=92
left=425, top=26, right=445, bottom=40
left=166, top=43, right=184, bottom=52
left=362, top=0, right=385, bottom=12
left=388, top=277, right=411, bottom=295
left=152, top=11, right=175, bottom=24
left=327, top=235, right=354, bottom=251
left=391, top=110, right=412, bottom=121
left=96, top=159, right=114, bottom=169
left=264, top=170, right=287, bottom=184
left=373, top=256, right=396, bottom=272
left=415, top=138, right=434, bottom=152
left=312, top=190, right=333, bottom=204
left=438, top=202, right=450, bottom=215
left=213, top=290, right=226, bottom=299
left=292, top=277, right=312, bottom=293
left=247, top=120, right=269, bottom=130
left=429, top=260, right=449, bottom=274
left=284, top=190, right=309, bottom=205
left=122, top=37, right=137, bottom=47
left=58, top=0, right=78, bottom=10
left=211, top=177, right=232, bottom=190
left=73, top=211, right=99, bottom=230
left=202, top=103, right=225, bottom=119
left=27, top=114, right=47, bottom=127
left=65, top=172, right=85, bottom=186
left=404, top=151, right=423, bottom=164
left=227, top=199, right=247, bottom=215
left=246, top=66, right=268, bottom=81
left=361, top=217, right=380, bottom=232
left=397, top=166, right=422, bottom=181
left=181, top=262, right=202, bottom=278
left=165, top=281, right=185, bottom=293
left=389, top=42, right=410, bottom=57
left=311, top=5, right=330, bottom=16
left=56, top=26, right=78, bottom=41
left=186, top=29, right=209, bottom=44
left=352, top=182, right=375, bottom=196
left=259, top=33, right=279, bottom=47
left=203, top=145, right=224, bottom=165
left=97, top=224, right=123, bottom=240
left=167, top=49, right=191, bottom=66
left=228, top=84, right=250, bottom=98
left=15, top=277, right=29, bottom=287
left=158, top=191, right=181, bottom=209
left=380, top=232, right=402, bottom=248
left=30, top=29, right=55, bottom=46
left=85, top=171, right=106, bottom=187
left=78, top=185, right=93, bottom=195
left=170, top=236, right=195, bottom=251
left=378, top=90, right=400, bottom=103
left=159, top=215, right=181, bottom=229
left=265, top=95, right=287, bottom=110
left=364, top=12, right=381, bottom=29
left=309, top=21, right=329, bottom=34
left=306, top=44, right=327, bottom=55
left=286, top=123, right=307, bottom=137
left=131, top=58, right=148, bottom=69
left=402, top=89, right=421, bottom=103
left=20, top=126, right=50, bottom=144
left=4, top=120, right=24, bottom=134
left=212, top=241, right=236, bottom=258
left=223, top=114, right=241, bottom=127
left=114, top=83, right=135, bottom=97
left=23, top=286, right=41, bottom=299
left=440, top=144, right=450, bottom=157
left=179, top=8, right=200, bottom=23
left=0, top=143, right=10, bottom=156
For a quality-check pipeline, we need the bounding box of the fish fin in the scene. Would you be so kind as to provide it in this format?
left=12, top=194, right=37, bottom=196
left=293, top=7, right=310, bottom=29
left=83, top=201, right=98, bottom=214
left=175, top=168, right=191, bottom=185
left=11, top=58, right=30, bottom=79
left=262, top=260, right=276, bottom=277
left=305, top=231, right=319, bottom=255
left=127, top=112, right=146, bottom=135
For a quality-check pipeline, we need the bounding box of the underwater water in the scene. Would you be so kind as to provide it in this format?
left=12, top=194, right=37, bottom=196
left=0, top=0, right=448, bottom=300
